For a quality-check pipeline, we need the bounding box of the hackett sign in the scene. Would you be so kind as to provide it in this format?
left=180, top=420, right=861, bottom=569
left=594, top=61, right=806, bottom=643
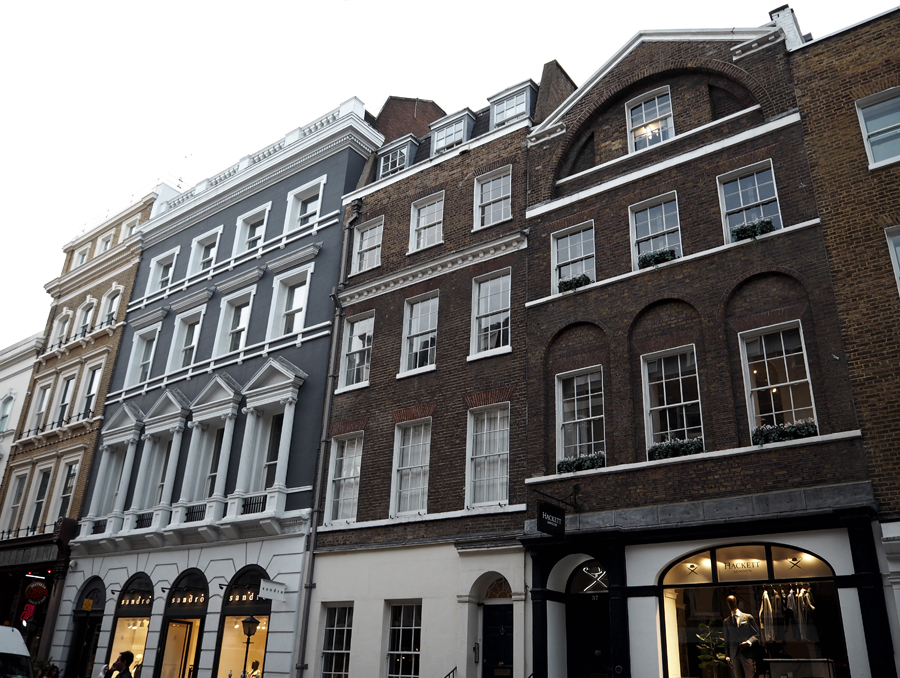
left=537, top=502, right=565, bottom=536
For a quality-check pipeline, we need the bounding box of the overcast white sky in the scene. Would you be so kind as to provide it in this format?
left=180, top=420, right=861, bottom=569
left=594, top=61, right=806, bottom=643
left=0, top=0, right=891, bottom=348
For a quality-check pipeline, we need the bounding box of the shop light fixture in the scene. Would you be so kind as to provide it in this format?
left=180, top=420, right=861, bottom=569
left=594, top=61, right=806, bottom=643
left=25, top=573, right=45, bottom=579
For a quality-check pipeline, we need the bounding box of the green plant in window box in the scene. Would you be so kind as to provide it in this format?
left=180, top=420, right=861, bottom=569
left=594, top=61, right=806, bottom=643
left=696, top=621, right=727, bottom=677
left=637, top=248, right=678, bottom=270
left=730, top=217, right=776, bottom=243
left=557, top=273, right=592, bottom=293
left=647, top=437, right=704, bottom=460
left=751, top=419, right=818, bottom=445
left=557, top=451, right=605, bottom=474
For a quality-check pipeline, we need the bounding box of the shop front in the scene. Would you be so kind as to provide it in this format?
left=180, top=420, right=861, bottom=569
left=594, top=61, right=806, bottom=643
left=211, top=567, right=271, bottom=678
left=156, top=570, right=208, bottom=678
left=107, top=574, right=154, bottom=678
left=66, top=577, right=106, bottom=678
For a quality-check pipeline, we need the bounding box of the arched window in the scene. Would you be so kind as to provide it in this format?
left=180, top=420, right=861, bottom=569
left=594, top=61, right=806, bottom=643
left=66, top=577, right=107, bottom=678
left=660, top=543, right=849, bottom=678
left=107, top=574, right=154, bottom=678
left=213, top=567, right=272, bottom=678
left=157, top=570, right=208, bottom=678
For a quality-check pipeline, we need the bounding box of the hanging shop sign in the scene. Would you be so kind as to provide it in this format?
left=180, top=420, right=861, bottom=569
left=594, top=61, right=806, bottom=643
left=259, top=579, right=286, bottom=602
left=537, top=502, right=565, bottom=536
left=24, top=581, right=49, bottom=605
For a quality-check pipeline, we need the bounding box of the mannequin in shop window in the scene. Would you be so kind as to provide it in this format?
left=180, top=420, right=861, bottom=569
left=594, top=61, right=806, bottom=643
left=250, top=661, right=261, bottom=678
left=723, top=595, right=760, bottom=678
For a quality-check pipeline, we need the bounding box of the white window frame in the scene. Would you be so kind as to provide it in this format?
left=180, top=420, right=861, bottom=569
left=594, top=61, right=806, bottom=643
left=738, top=320, right=818, bottom=431
left=492, top=90, right=528, bottom=128
left=0, top=395, right=14, bottom=432
left=126, top=323, right=162, bottom=387
left=626, top=86, right=674, bottom=153
left=74, top=300, right=95, bottom=340
left=380, top=147, right=407, bottom=178
left=53, top=312, right=72, bottom=348
left=551, top=220, right=596, bottom=293
left=886, top=225, right=900, bottom=297
left=336, top=311, right=374, bottom=393
left=74, top=246, right=91, bottom=268
left=386, top=603, right=422, bottom=678
left=717, top=160, right=783, bottom=244
left=233, top=202, right=272, bottom=257
left=324, top=432, right=364, bottom=523
left=433, top=119, right=465, bottom=154
left=629, top=191, right=682, bottom=271
left=24, top=462, right=54, bottom=531
left=350, top=216, right=384, bottom=275
left=100, top=285, right=124, bottom=328
left=390, top=418, right=431, bottom=517
left=99, top=232, right=114, bottom=254
left=120, top=215, right=141, bottom=242
left=283, top=176, right=326, bottom=234
left=641, top=344, right=704, bottom=450
left=213, top=287, right=257, bottom=357
left=76, top=359, right=105, bottom=419
left=465, top=403, right=510, bottom=508
left=398, top=292, right=439, bottom=378
left=145, top=246, right=181, bottom=296
left=474, top=165, right=513, bottom=231
left=51, top=371, right=78, bottom=428
left=167, top=308, right=207, bottom=372
left=555, top=365, right=606, bottom=464
left=468, top=269, right=512, bottom=361
left=188, top=226, right=223, bottom=276
left=855, top=86, right=900, bottom=170
left=265, top=264, right=313, bottom=341
left=408, top=192, right=444, bottom=254
left=3, top=471, right=29, bottom=532
left=29, top=382, right=52, bottom=432
left=50, top=456, right=80, bottom=521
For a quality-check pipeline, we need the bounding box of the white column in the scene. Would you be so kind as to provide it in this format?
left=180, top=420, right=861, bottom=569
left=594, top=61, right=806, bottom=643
left=179, top=421, right=207, bottom=503
left=112, top=436, right=140, bottom=514
left=234, top=407, right=259, bottom=494
left=213, top=412, right=237, bottom=497
left=86, top=446, right=111, bottom=517
left=273, top=396, right=297, bottom=488
left=132, top=435, right=158, bottom=510
left=159, top=424, right=185, bottom=507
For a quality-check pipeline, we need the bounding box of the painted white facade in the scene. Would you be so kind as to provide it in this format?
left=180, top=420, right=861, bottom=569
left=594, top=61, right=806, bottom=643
left=304, top=542, right=530, bottom=678
left=0, top=333, right=42, bottom=487
left=52, top=527, right=309, bottom=678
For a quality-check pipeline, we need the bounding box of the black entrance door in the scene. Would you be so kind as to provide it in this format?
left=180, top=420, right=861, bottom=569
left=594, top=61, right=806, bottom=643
left=66, top=614, right=103, bottom=678
left=482, top=604, right=513, bottom=678
left=566, top=593, right=611, bottom=678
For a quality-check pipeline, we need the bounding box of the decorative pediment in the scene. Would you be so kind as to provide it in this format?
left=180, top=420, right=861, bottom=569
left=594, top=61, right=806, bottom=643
left=191, top=373, right=243, bottom=422
left=130, top=306, right=169, bottom=330
left=143, top=388, right=192, bottom=434
left=216, top=267, right=265, bottom=295
left=170, top=287, right=215, bottom=313
left=101, top=401, right=145, bottom=444
left=267, top=242, right=322, bottom=274
left=243, top=357, right=307, bottom=408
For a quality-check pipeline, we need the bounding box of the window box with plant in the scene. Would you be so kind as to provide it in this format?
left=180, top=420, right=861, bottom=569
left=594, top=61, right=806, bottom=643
left=558, top=273, right=592, bottom=293
left=638, top=248, right=678, bottom=269
left=751, top=419, right=817, bottom=445
left=557, top=451, right=605, bottom=474
left=730, top=217, right=776, bottom=243
left=648, top=436, right=704, bottom=461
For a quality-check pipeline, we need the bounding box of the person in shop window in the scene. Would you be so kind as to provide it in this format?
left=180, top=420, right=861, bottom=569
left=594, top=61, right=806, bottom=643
left=104, top=652, right=135, bottom=678
left=250, top=660, right=261, bottom=678
left=723, top=595, right=760, bottom=678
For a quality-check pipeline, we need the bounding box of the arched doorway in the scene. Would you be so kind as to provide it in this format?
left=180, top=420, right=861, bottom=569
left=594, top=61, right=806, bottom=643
left=156, top=570, right=208, bottom=678
left=660, top=542, right=851, bottom=678
left=107, top=574, right=154, bottom=678
left=481, top=576, right=513, bottom=678
left=212, top=567, right=272, bottom=678
left=66, top=577, right=106, bottom=678
left=565, top=559, right=611, bottom=678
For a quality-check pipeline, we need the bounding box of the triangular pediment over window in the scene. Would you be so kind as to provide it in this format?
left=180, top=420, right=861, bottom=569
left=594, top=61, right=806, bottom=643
left=191, top=373, right=243, bottom=422
left=243, top=356, right=308, bottom=408
left=144, top=388, right=192, bottom=435
left=101, top=401, right=145, bottom=444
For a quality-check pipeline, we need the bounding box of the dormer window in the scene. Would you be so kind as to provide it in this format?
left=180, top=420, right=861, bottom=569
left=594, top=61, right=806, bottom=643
left=430, top=111, right=475, bottom=157
left=434, top=120, right=465, bottom=153
left=488, top=81, right=536, bottom=131
left=494, top=91, right=526, bottom=126
left=380, top=148, right=406, bottom=178
left=376, top=136, right=419, bottom=181
left=627, top=87, right=673, bottom=152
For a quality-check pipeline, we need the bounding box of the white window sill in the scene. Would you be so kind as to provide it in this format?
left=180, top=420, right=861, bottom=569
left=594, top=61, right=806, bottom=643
left=869, top=156, right=900, bottom=171
left=334, top=381, right=369, bottom=395
left=467, top=345, right=513, bottom=362
left=406, top=240, right=444, bottom=256
left=348, top=264, right=381, bottom=277
left=524, top=429, right=862, bottom=485
left=396, top=364, right=437, bottom=380
left=472, top=215, right=513, bottom=232
left=319, top=503, right=526, bottom=531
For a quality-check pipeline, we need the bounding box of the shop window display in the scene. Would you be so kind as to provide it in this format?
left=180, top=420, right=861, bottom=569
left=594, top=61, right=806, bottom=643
left=213, top=568, right=272, bottom=678
left=108, top=576, right=153, bottom=678
left=158, top=571, right=207, bottom=678
left=661, top=544, right=849, bottom=678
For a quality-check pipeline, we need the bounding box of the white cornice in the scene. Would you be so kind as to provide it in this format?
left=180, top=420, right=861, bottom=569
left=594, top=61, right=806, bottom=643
left=169, top=287, right=215, bottom=313
left=44, top=243, right=141, bottom=300
left=215, top=267, right=265, bottom=295
left=0, top=334, right=44, bottom=372
left=528, top=27, right=774, bottom=140
left=339, top=231, right=528, bottom=306
left=63, top=193, right=156, bottom=251
left=267, top=242, right=322, bottom=273
left=130, top=306, right=169, bottom=330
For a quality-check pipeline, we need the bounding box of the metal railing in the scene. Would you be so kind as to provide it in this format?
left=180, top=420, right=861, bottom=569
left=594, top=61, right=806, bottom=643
left=17, top=409, right=94, bottom=440
left=135, top=513, right=153, bottom=529
left=442, top=668, right=457, bottom=678
left=241, top=494, right=267, bottom=515
left=41, top=318, right=118, bottom=354
left=184, top=504, right=207, bottom=522
left=0, top=521, right=56, bottom=541
left=92, top=519, right=107, bottom=535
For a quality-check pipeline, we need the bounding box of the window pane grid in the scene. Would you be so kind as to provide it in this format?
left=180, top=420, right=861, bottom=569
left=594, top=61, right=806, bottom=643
left=495, top=92, right=526, bottom=125
left=471, top=407, right=509, bottom=504
left=381, top=149, right=407, bottom=177
left=139, top=336, right=155, bottom=382
left=414, top=199, right=443, bottom=250
left=479, top=172, right=511, bottom=227
left=746, top=328, right=814, bottom=427
left=283, top=282, right=306, bottom=334
left=405, top=298, right=438, bottom=371
left=634, top=199, right=682, bottom=258
left=560, top=371, right=605, bottom=459
left=331, top=437, right=363, bottom=520
left=434, top=120, right=464, bottom=152
left=723, top=168, right=782, bottom=231
left=556, top=227, right=595, bottom=283
left=356, top=224, right=383, bottom=272
left=862, top=95, right=900, bottom=163
left=344, top=317, right=373, bottom=385
left=646, top=350, right=702, bottom=444
left=297, top=194, right=320, bottom=228
left=229, top=303, right=250, bottom=352
left=631, top=93, right=673, bottom=151
left=387, top=604, right=421, bottom=678
left=322, top=606, right=353, bottom=678
left=397, top=423, right=430, bottom=513
left=475, top=274, right=510, bottom=352
left=181, top=321, right=199, bottom=368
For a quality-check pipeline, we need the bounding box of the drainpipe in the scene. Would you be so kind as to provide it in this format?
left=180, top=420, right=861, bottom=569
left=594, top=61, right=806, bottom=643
left=295, top=198, right=362, bottom=678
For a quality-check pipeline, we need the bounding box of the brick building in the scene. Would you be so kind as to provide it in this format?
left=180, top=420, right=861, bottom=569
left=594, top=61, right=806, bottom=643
left=519, top=7, right=893, bottom=678
left=0, top=188, right=169, bottom=660
left=789, top=6, right=900, bottom=672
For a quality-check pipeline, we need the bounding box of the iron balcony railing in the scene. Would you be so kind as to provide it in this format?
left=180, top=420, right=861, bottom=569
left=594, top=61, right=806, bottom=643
left=184, top=503, right=207, bottom=522
left=134, top=513, right=153, bottom=529
left=91, top=519, right=108, bottom=535
left=17, top=409, right=94, bottom=441
left=0, top=521, right=57, bottom=541
left=241, top=494, right=267, bottom=515
left=41, top=317, right=118, bottom=354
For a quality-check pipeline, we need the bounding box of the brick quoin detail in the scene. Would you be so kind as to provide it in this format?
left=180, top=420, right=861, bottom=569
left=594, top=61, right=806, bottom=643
left=464, top=386, right=515, bottom=409
left=393, top=403, right=437, bottom=424
left=330, top=417, right=369, bottom=437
